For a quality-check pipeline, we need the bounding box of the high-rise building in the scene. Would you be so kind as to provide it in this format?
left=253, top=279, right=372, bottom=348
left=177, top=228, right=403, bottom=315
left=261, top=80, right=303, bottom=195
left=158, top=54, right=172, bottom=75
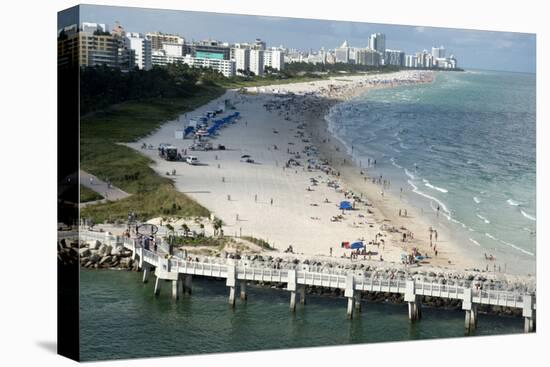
left=385, top=49, right=405, bottom=66
left=253, top=38, right=266, bottom=50
left=369, top=33, right=386, bottom=54
left=249, top=49, right=264, bottom=76
left=233, top=48, right=250, bottom=75
left=405, top=55, right=417, bottom=68
left=146, top=32, right=184, bottom=51
left=190, top=40, right=231, bottom=60
left=264, top=49, right=285, bottom=70
left=125, top=32, right=152, bottom=70
left=335, top=40, right=350, bottom=63
left=80, top=23, right=122, bottom=68
left=356, top=48, right=380, bottom=66
left=431, top=46, right=446, bottom=59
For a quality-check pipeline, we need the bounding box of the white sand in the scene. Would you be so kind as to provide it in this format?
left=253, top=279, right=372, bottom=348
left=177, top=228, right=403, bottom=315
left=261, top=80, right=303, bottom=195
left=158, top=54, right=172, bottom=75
left=125, top=71, right=487, bottom=271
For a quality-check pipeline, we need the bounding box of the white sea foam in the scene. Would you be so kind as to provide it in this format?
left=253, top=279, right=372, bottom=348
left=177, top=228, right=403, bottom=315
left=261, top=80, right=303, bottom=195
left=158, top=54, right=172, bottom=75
left=422, top=179, right=448, bottom=193
left=408, top=180, right=451, bottom=220
left=404, top=169, right=416, bottom=180
left=469, top=238, right=481, bottom=246
left=520, top=210, right=536, bottom=221
left=507, top=198, right=520, bottom=206
left=399, top=142, right=409, bottom=150
left=473, top=196, right=480, bottom=204
left=390, top=157, right=402, bottom=169
left=499, top=239, right=535, bottom=257
left=485, top=233, right=498, bottom=240
left=476, top=214, right=490, bottom=224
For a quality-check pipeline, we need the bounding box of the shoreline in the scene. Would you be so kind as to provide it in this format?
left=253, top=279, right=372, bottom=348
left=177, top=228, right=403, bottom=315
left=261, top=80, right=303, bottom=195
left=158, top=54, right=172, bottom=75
left=120, top=70, right=533, bottom=284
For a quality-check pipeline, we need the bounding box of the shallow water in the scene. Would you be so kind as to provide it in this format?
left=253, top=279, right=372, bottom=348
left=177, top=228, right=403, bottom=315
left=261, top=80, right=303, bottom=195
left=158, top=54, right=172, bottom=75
left=80, top=270, right=524, bottom=361
left=326, top=70, right=536, bottom=274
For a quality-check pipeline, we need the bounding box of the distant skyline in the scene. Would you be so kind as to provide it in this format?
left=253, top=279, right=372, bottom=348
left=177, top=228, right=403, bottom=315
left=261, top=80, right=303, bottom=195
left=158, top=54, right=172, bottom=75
left=59, top=4, right=536, bottom=73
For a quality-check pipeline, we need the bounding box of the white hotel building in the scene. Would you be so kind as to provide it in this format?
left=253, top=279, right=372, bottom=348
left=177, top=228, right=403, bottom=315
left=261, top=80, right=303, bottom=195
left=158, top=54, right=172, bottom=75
left=182, top=54, right=235, bottom=77
left=125, top=32, right=152, bottom=70
left=249, top=49, right=264, bottom=76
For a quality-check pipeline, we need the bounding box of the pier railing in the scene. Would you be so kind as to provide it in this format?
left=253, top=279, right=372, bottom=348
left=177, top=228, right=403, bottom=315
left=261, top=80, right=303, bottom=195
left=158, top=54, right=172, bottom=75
left=77, top=229, right=535, bottom=331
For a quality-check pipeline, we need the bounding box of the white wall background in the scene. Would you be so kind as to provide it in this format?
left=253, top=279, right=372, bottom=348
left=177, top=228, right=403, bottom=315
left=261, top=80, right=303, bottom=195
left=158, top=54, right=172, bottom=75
left=0, top=0, right=547, bottom=366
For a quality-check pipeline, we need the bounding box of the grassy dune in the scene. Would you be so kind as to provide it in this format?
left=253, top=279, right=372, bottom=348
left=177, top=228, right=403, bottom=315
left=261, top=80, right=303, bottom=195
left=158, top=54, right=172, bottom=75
left=80, top=86, right=224, bottom=223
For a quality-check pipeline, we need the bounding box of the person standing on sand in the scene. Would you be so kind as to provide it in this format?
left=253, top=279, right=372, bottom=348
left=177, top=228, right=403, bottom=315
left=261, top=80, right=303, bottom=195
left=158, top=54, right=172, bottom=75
left=255, top=194, right=257, bottom=202
left=399, top=209, right=402, bottom=217
left=330, top=247, right=333, bottom=257
left=435, top=230, right=438, bottom=241
left=270, top=198, right=273, bottom=205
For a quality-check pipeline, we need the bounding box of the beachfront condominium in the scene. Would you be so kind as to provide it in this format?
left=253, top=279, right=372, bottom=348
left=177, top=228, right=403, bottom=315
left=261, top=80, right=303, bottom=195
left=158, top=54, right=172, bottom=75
left=385, top=49, right=405, bottom=66
left=125, top=32, right=152, bottom=70
left=249, top=49, right=265, bottom=76
left=151, top=42, right=185, bottom=66
left=355, top=48, right=381, bottom=66
left=190, top=40, right=231, bottom=60
left=233, top=47, right=250, bottom=75
left=369, top=33, right=386, bottom=54
left=432, top=46, right=446, bottom=59
left=264, top=48, right=285, bottom=70
left=335, top=40, right=350, bottom=63
left=182, top=54, right=235, bottom=77
left=59, top=22, right=126, bottom=69
left=146, top=32, right=184, bottom=51
left=405, top=54, right=417, bottom=68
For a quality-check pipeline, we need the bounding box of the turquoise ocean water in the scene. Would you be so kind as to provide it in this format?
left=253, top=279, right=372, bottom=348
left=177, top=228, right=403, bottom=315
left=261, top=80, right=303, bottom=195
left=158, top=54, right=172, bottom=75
left=80, top=270, right=523, bottom=361
left=326, top=70, right=536, bottom=274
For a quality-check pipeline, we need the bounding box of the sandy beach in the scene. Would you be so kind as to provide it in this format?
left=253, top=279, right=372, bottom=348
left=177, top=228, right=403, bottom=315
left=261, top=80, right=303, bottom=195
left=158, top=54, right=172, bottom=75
left=125, top=70, right=500, bottom=274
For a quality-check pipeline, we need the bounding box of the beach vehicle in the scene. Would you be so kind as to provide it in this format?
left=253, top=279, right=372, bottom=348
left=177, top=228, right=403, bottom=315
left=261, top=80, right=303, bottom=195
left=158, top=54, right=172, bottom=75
left=186, top=156, right=199, bottom=165
left=240, top=154, right=254, bottom=163
left=159, top=144, right=179, bottom=161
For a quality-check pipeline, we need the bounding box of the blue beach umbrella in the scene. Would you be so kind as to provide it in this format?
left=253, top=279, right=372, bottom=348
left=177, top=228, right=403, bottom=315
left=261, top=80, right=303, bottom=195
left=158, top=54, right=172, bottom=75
left=350, top=241, right=364, bottom=249
left=339, top=201, right=352, bottom=210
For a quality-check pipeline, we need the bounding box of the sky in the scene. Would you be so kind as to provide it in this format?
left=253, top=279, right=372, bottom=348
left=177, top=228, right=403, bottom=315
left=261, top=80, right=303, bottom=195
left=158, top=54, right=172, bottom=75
left=59, top=4, right=536, bottom=73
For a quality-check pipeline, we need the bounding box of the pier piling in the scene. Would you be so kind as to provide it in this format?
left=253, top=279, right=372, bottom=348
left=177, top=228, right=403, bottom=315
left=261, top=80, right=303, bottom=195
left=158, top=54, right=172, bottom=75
left=462, top=289, right=477, bottom=333
left=142, top=266, right=149, bottom=283
left=240, top=280, right=247, bottom=301
left=229, top=286, right=236, bottom=307
left=172, top=279, right=179, bottom=300
left=522, top=294, right=535, bottom=333
left=183, top=275, right=192, bottom=295
left=299, top=284, right=306, bottom=305
left=405, top=281, right=421, bottom=322
left=153, top=276, right=161, bottom=296
left=345, top=274, right=355, bottom=319
left=290, top=291, right=297, bottom=312
left=354, top=292, right=362, bottom=312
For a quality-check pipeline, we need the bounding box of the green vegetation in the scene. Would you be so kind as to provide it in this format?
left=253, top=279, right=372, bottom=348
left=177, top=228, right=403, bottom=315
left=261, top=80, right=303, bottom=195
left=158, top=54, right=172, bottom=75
left=80, top=66, right=224, bottom=223
left=80, top=185, right=103, bottom=203
left=171, top=234, right=232, bottom=248
left=241, top=236, right=275, bottom=250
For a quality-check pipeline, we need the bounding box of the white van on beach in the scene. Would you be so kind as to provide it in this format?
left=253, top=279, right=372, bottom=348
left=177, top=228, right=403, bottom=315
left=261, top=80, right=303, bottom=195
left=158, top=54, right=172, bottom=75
left=186, top=156, right=199, bottom=165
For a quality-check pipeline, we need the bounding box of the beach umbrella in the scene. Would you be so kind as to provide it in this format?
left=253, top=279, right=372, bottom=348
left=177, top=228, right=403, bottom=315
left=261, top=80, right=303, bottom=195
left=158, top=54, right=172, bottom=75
left=350, top=241, right=364, bottom=249
left=241, top=154, right=251, bottom=159
left=339, top=201, right=352, bottom=210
